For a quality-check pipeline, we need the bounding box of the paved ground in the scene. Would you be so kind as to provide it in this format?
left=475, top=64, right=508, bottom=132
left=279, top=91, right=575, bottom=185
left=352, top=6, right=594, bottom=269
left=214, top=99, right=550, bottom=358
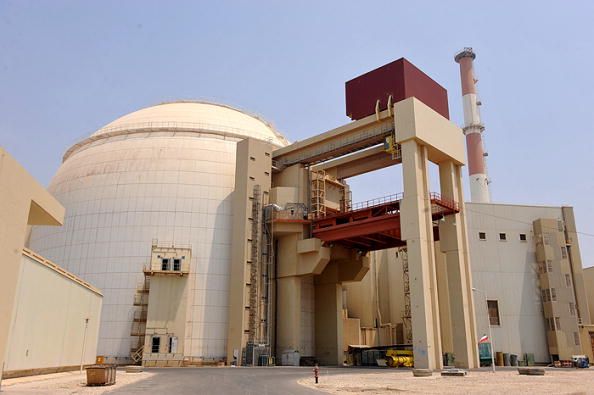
left=110, top=367, right=349, bottom=395
left=5, top=366, right=594, bottom=394
left=1, top=366, right=361, bottom=395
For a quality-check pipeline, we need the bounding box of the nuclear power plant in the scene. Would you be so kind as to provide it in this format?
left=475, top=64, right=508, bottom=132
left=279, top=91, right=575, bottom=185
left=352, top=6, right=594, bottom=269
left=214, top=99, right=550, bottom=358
left=2, top=48, right=594, bottom=379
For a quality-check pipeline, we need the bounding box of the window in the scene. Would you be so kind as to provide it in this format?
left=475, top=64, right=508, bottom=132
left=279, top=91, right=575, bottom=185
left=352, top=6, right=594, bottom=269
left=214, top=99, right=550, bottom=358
left=479, top=232, right=487, bottom=240
left=161, top=258, right=169, bottom=271
left=169, top=336, right=178, bottom=353
left=151, top=336, right=161, bottom=353
left=555, top=317, right=561, bottom=330
left=499, top=233, right=507, bottom=241
left=548, top=318, right=555, bottom=331
left=574, top=332, right=580, bottom=346
left=249, top=156, right=256, bottom=161
left=519, top=233, right=527, bottom=242
left=551, top=288, right=557, bottom=302
left=547, top=260, right=553, bottom=272
left=542, top=289, right=551, bottom=302
left=173, top=258, right=181, bottom=271
left=569, top=302, right=576, bottom=316
left=561, top=247, right=568, bottom=259
left=487, top=300, right=500, bottom=326
left=565, top=274, right=572, bottom=287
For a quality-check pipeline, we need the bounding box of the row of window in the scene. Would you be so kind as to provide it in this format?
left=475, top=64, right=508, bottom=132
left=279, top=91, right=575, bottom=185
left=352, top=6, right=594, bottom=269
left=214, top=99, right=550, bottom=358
left=161, top=258, right=182, bottom=271
left=151, top=335, right=178, bottom=353
left=478, top=232, right=527, bottom=242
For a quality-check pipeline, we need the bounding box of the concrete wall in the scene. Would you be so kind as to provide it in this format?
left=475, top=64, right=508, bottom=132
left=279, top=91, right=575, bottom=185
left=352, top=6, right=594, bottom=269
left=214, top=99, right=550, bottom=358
left=585, top=267, right=594, bottom=325
left=345, top=202, right=593, bottom=364
left=0, top=148, right=65, bottom=381
left=142, top=275, right=189, bottom=366
left=4, top=251, right=102, bottom=376
left=467, top=203, right=563, bottom=363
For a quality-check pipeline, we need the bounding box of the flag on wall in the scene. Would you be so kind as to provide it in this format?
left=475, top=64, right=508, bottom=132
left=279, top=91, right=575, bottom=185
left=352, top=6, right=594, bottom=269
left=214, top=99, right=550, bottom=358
left=479, top=335, right=489, bottom=343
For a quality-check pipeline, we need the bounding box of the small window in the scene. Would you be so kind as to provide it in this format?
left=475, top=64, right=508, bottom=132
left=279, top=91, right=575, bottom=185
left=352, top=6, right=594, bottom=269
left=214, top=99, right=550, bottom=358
left=519, top=233, right=527, bottom=242
left=549, top=317, right=555, bottom=331
left=168, top=336, right=177, bottom=353
left=561, top=247, right=568, bottom=259
left=151, top=336, right=161, bottom=353
left=551, top=288, right=557, bottom=302
left=264, top=152, right=271, bottom=157
left=547, top=260, right=553, bottom=272
left=249, top=156, right=256, bottom=161
left=161, top=258, right=169, bottom=271
left=544, top=289, right=552, bottom=302
left=565, top=274, right=572, bottom=287
left=487, top=300, right=500, bottom=326
left=264, top=171, right=270, bottom=177
left=173, top=258, right=181, bottom=271
left=544, top=234, right=552, bottom=245
left=479, top=232, right=487, bottom=240
left=555, top=317, right=561, bottom=330
left=499, top=233, right=507, bottom=241
left=569, top=302, right=576, bottom=316
left=249, top=176, right=255, bottom=181
left=574, top=332, right=580, bottom=346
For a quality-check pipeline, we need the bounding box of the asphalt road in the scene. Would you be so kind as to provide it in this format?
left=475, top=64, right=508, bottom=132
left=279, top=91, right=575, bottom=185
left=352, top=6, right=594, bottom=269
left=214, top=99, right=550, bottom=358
left=110, top=366, right=377, bottom=395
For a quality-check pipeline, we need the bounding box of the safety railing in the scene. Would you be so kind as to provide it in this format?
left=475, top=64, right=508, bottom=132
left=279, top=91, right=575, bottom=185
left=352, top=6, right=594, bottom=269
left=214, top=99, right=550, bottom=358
left=328, top=192, right=459, bottom=215
left=349, top=193, right=404, bottom=212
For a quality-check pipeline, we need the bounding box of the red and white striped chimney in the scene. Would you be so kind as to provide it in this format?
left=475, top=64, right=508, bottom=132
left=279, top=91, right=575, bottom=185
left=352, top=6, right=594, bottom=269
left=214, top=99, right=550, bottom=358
left=455, top=47, right=491, bottom=203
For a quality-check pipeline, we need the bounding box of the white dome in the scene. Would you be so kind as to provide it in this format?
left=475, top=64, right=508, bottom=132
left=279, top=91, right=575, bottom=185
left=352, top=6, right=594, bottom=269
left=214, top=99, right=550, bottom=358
left=64, top=101, right=288, bottom=160
left=29, top=101, right=288, bottom=362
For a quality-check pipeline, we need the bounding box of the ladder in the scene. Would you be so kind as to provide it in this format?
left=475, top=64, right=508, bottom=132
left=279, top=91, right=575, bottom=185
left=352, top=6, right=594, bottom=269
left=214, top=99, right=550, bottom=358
left=400, top=248, right=413, bottom=344
left=311, top=170, right=326, bottom=218
left=248, top=185, right=261, bottom=343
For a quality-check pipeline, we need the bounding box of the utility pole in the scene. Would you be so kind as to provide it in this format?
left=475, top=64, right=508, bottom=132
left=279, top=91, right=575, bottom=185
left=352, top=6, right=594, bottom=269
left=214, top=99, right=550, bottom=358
left=80, top=318, right=89, bottom=373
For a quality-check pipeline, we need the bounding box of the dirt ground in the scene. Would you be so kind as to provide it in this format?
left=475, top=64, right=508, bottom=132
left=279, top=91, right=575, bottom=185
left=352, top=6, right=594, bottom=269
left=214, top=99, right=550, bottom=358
left=1, top=369, right=154, bottom=394
left=299, top=368, right=594, bottom=395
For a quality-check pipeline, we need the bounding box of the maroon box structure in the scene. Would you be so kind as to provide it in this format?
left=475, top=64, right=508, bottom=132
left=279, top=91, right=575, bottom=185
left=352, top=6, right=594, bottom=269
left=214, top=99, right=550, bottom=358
left=345, top=58, right=449, bottom=121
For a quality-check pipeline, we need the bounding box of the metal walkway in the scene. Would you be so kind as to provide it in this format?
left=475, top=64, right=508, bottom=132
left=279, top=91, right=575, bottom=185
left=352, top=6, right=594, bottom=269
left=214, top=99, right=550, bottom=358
left=312, top=193, right=459, bottom=251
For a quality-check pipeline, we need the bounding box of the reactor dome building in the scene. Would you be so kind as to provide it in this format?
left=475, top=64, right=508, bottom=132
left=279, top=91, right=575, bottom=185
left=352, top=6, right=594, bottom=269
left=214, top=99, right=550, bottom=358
left=28, top=101, right=288, bottom=364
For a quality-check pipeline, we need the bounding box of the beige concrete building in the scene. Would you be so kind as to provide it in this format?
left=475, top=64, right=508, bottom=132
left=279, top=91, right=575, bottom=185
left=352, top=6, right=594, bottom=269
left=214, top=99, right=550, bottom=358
left=226, top=97, right=478, bottom=369
left=0, top=148, right=102, bottom=379
left=344, top=203, right=594, bottom=364
left=17, top=55, right=593, bottom=371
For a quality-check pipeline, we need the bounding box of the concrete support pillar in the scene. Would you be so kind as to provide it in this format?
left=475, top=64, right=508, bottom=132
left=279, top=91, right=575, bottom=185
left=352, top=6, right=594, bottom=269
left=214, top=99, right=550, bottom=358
left=438, top=161, right=479, bottom=368
left=399, top=140, right=442, bottom=370
left=314, top=277, right=343, bottom=365
left=276, top=276, right=302, bottom=357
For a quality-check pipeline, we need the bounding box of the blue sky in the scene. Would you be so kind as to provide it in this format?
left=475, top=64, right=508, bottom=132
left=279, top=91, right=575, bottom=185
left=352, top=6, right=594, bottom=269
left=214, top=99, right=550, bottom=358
left=1, top=1, right=593, bottom=265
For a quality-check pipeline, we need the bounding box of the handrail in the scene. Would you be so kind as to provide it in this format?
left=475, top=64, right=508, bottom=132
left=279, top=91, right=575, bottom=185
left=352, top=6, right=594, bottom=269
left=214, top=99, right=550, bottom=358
left=317, top=192, right=459, bottom=217
left=350, top=193, right=404, bottom=212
